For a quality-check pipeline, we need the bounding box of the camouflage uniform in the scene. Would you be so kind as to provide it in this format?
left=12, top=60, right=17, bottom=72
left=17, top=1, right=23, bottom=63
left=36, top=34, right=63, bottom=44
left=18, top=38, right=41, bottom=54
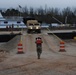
left=35, top=37, right=43, bottom=59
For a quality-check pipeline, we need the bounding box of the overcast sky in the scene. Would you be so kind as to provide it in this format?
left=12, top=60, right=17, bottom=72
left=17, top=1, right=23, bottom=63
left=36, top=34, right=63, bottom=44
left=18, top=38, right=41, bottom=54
left=0, top=0, right=76, bottom=9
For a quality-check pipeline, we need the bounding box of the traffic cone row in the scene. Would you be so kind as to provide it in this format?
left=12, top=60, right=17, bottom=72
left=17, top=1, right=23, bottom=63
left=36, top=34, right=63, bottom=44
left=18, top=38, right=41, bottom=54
left=17, top=40, right=66, bottom=54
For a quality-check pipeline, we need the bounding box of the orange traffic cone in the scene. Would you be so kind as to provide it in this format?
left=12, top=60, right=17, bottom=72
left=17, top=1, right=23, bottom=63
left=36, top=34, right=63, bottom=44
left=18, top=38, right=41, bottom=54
left=17, top=42, right=24, bottom=54
left=59, top=41, right=66, bottom=52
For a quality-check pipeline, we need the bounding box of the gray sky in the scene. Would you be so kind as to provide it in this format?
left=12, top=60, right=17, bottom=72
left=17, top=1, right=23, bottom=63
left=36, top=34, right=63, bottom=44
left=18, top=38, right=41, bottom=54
left=0, top=0, right=76, bottom=9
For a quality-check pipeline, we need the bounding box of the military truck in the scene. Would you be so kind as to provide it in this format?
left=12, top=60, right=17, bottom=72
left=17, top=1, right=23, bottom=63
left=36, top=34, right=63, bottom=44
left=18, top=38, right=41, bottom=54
left=23, top=17, right=41, bottom=33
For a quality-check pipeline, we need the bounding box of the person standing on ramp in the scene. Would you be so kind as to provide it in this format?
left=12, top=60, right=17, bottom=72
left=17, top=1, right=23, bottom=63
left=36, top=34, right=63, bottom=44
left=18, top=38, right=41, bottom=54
left=35, top=37, right=43, bottom=59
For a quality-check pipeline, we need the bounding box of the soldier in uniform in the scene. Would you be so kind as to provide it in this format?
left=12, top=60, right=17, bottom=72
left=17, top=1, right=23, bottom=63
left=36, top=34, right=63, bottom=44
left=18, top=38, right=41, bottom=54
left=35, top=37, right=43, bottom=59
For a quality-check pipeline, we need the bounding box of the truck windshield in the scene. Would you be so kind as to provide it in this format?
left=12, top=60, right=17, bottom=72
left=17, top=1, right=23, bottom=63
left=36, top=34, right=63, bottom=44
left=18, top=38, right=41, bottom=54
left=29, top=24, right=33, bottom=26
left=35, top=24, right=39, bottom=26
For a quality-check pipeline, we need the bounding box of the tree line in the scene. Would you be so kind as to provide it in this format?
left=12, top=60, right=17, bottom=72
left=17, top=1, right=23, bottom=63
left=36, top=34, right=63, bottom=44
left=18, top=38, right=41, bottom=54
left=1, top=6, right=76, bottom=24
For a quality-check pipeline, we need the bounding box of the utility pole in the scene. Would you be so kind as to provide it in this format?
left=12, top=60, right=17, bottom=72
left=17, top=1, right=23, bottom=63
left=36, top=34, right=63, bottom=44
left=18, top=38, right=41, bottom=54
left=18, top=5, right=23, bottom=34
left=18, top=5, right=22, bottom=17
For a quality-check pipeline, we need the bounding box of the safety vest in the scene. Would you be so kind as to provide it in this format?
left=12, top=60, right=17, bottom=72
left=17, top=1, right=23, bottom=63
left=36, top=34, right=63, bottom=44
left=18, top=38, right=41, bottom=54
left=36, top=39, right=42, bottom=44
